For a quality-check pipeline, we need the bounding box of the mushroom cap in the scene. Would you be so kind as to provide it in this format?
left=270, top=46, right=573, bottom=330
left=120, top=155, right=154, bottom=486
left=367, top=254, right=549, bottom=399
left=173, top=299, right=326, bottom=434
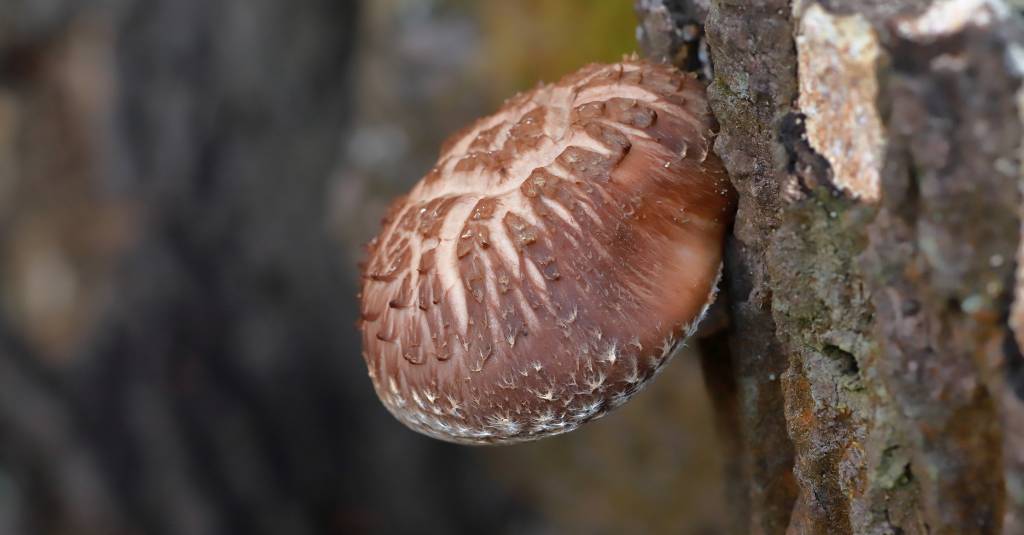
left=359, top=60, right=736, bottom=445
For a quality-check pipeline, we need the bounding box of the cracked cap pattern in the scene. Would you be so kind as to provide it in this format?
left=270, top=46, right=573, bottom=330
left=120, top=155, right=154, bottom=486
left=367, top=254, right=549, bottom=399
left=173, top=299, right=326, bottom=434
left=359, top=60, right=736, bottom=444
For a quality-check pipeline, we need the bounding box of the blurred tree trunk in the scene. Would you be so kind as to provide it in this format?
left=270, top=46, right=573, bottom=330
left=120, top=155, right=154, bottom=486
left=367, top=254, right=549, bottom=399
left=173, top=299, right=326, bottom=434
left=0, top=1, right=534, bottom=534
left=638, top=1, right=1024, bottom=534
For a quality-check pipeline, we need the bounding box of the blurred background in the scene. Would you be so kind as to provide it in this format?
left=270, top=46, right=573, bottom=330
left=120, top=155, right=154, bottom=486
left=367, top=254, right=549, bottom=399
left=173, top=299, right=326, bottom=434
left=0, top=0, right=726, bottom=533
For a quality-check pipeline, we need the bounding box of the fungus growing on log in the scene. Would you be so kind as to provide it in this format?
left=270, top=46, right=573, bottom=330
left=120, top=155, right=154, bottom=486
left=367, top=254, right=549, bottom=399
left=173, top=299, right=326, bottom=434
left=358, top=60, right=736, bottom=444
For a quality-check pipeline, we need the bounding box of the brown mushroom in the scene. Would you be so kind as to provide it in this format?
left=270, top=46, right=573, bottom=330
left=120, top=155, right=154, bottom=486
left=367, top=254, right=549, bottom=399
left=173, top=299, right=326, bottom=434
left=359, top=59, right=736, bottom=444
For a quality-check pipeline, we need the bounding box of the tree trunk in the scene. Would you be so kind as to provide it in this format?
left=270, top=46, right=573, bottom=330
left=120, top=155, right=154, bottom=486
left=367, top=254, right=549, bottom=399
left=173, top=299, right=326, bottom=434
left=638, top=1, right=1024, bottom=533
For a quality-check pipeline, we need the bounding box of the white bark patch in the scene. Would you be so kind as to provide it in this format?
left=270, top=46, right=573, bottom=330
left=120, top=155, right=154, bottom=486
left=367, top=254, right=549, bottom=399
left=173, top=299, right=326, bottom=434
left=796, top=4, right=884, bottom=202
left=896, top=0, right=1010, bottom=41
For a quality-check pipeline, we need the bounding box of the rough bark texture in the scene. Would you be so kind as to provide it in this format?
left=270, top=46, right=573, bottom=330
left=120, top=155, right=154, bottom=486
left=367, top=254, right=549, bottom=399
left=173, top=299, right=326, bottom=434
left=638, top=0, right=1024, bottom=533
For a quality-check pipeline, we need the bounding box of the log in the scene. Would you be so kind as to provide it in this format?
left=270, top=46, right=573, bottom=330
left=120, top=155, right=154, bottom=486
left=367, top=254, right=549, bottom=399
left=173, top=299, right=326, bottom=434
left=637, top=0, right=1024, bottom=533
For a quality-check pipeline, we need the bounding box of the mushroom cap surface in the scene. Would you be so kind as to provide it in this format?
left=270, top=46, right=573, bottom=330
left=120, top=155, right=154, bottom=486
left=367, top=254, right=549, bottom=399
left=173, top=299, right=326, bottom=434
left=360, top=60, right=736, bottom=444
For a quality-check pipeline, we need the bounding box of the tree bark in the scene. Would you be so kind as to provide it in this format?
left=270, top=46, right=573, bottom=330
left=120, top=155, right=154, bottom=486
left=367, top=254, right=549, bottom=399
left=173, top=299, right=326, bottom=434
left=638, top=1, right=1024, bottom=533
